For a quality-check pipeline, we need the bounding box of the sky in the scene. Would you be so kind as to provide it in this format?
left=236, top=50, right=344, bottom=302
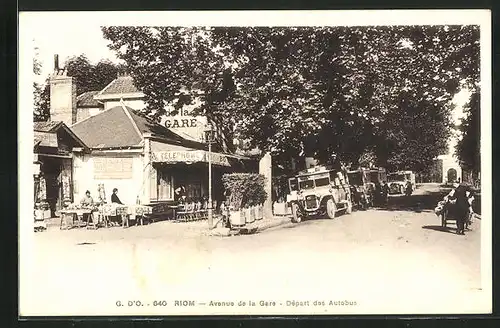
left=33, top=25, right=122, bottom=84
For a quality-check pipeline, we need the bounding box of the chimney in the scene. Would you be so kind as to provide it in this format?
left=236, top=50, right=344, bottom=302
left=54, top=54, right=59, bottom=72
left=49, top=54, right=77, bottom=125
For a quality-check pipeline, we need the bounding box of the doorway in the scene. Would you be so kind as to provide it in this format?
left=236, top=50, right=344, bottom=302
left=447, top=168, right=458, bottom=184
left=41, top=157, right=62, bottom=217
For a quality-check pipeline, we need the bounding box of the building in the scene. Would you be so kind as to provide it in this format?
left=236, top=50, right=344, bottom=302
left=70, top=104, right=253, bottom=207
left=46, top=54, right=271, bottom=215
left=33, top=121, right=89, bottom=216
left=436, top=126, right=462, bottom=184
left=76, top=91, right=101, bottom=122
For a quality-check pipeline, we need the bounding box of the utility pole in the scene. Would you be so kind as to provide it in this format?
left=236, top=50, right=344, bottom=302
left=206, top=123, right=214, bottom=229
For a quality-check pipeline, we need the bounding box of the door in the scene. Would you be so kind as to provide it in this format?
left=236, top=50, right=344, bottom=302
left=42, top=157, right=62, bottom=217
left=447, top=168, right=457, bottom=183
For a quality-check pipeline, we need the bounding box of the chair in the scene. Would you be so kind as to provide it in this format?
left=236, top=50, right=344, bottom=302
left=86, top=210, right=99, bottom=229
left=176, top=203, right=188, bottom=222
left=185, top=202, right=195, bottom=221
left=200, top=201, right=208, bottom=219
left=100, top=204, right=113, bottom=228
left=194, top=201, right=202, bottom=220
left=116, top=206, right=129, bottom=228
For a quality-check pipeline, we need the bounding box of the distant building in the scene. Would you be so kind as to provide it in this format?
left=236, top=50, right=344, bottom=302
left=437, top=127, right=462, bottom=184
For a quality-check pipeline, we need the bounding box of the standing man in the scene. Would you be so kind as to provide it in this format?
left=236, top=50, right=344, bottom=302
left=381, top=181, right=389, bottom=206
left=447, top=183, right=471, bottom=235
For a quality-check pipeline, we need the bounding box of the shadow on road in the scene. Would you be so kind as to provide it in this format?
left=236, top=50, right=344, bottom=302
left=374, top=185, right=452, bottom=214
left=422, top=225, right=456, bottom=234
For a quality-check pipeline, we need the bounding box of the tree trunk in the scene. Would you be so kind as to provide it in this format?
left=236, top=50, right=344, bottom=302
left=259, top=152, right=273, bottom=219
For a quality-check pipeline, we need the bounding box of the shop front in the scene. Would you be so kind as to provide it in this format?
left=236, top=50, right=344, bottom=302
left=148, top=141, right=237, bottom=210
left=69, top=105, right=255, bottom=220
left=34, top=121, right=88, bottom=217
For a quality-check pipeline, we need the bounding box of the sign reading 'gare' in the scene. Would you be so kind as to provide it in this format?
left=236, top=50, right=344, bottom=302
left=164, top=118, right=198, bottom=129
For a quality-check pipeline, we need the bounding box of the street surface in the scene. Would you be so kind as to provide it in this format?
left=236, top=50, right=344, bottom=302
left=21, top=184, right=485, bottom=315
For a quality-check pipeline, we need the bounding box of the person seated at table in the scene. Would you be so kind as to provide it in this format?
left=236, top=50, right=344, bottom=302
left=80, top=190, right=94, bottom=208
left=79, top=190, right=94, bottom=223
left=111, top=188, right=124, bottom=205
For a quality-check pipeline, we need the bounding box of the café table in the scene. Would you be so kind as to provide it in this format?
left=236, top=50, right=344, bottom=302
left=59, top=208, right=92, bottom=230
left=130, top=204, right=153, bottom=226
left=113, top=204, right=152, bottom=228
left=168, top=205, right=182, bottom=221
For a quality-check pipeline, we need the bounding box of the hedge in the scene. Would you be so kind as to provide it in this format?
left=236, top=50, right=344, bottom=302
left=222, top=173, right=267, bottom=211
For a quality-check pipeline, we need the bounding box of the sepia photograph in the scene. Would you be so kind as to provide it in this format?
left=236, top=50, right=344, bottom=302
left=18, top=10, right=491, bottom=316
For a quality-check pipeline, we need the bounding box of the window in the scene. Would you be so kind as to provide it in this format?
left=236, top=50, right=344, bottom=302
left=157, top=169, right=174, bottom=201
left=299, top=179, right=314, bottom=190
left=186, top=181, right=202, bottom=199
left=315, top=177, right=330, bottom=187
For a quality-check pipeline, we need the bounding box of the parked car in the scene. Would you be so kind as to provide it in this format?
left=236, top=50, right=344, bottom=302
left=286, top=165, right=352, bottom=223
left=387, top=171, right=416, bottom=195
left=347, top=168, right=373, bottom=210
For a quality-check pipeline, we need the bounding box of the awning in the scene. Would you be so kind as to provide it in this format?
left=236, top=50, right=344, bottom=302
left=37, top=153, right=72, bottom=159
left=150, top=141, right=231, bottom=167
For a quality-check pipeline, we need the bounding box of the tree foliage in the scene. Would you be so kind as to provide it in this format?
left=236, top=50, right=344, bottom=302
left=64, top=54, right=125, bottom=94
left=33, top=48, right=50, bottom=122
left=222, top=173, right=267, bottom=210
left=102, top=25, right=480, bottom=171
left=33, top=53, right=125, bottom=122
left=455, top=91, right=480, bottom=173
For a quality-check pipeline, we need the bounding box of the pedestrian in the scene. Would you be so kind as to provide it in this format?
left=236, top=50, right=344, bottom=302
left=175, top=185, right=186, bottom=201
left=111, top=188, right=124, bottom=205
left=405, top=180, right=412, bottom=196
left=381, top=181, right=389, bottom=205
left=447, top=183, right=470, bottom=235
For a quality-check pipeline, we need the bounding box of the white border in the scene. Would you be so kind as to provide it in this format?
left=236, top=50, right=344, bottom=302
left=18, top=10, right=492, bottom=316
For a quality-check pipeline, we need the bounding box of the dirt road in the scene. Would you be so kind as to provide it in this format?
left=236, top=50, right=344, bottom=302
left=20, top=184, right=487, bottom=315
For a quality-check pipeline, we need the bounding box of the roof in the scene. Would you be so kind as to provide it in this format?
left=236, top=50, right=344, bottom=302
left=34, top=121, right=63, bottom=133
left=70, top=105, right=185, bottom=149
left=33, top=121, right=88, bottom=150
left=77, top=91, right=101, bottom=108
left=34, top=138, right=42, bottom=149
left=96, top=76, right=142, bottom=98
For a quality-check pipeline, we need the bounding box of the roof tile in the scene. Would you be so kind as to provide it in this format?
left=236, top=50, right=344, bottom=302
left=77, top=91, right=101, bottom=107
left=33, top=121, right=63, bottom=132
left=70, top=106, right=142, bottom=148
left=99, top=76, right=141, bottom=96
left=70, top=106, right=184, bottom=149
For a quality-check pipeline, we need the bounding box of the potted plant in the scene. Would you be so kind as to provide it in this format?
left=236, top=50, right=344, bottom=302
left=222, top=173, right=267, bottom=228
left=245, top=204, right=255, bottom=224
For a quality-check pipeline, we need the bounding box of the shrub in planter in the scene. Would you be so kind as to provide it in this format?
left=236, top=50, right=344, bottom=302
left=245, top=206, right=255, bottom=224
left=222, top=173, right=267, bottom=226
left=257, top=205, right=264, bottom=220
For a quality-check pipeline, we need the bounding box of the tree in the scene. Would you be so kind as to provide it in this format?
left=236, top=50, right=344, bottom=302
left=33, top=47, right=50, bottom=122
left=102, top=25, right=479, bottom=170
left=64, top=54, right=124, bottom=94
left=455, top=91, right=480, bottom=174
left=33, top=54, right=125, bottom=122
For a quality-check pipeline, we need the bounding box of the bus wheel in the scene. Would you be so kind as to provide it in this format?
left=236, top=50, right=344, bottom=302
left=326, top=199, right=336, bottom=219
